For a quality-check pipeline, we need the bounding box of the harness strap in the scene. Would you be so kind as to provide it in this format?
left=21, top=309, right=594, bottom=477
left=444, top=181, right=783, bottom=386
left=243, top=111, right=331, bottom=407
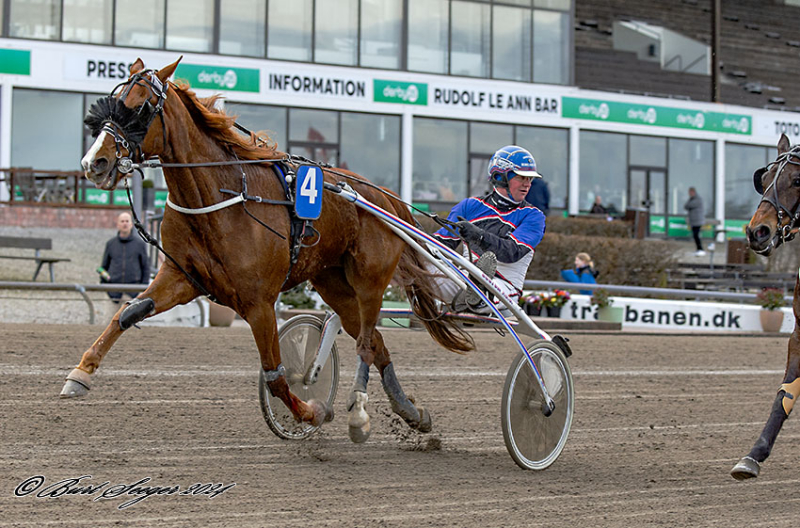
left=166, top=194, right=244, bottom=214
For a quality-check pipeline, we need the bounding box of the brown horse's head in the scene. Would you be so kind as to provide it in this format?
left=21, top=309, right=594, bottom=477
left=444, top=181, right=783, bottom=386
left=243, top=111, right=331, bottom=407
left=80, top=57, right=181, bottom=190
left=746, top=133, right=800, bottom=256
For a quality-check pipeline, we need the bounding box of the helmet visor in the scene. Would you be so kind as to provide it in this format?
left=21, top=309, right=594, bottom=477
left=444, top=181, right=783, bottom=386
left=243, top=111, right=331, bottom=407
left=513, top=168, right=542, bottom=178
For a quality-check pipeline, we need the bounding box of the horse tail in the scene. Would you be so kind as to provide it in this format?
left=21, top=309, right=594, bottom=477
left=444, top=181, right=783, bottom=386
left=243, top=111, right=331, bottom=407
left=395, top=245, right=475, bottom=354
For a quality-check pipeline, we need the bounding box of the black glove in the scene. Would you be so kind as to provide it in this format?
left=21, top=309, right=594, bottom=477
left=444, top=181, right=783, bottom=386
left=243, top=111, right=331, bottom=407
left=456, top=216, right=485, bottom=245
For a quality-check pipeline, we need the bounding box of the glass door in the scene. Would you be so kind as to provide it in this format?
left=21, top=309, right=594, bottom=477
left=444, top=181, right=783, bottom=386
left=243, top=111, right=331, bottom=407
left=628, top=167, right=667, bottom=236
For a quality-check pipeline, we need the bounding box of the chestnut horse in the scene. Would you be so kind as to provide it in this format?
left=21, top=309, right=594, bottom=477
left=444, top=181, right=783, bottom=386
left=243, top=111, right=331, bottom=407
left=732, top=133, right=800, bottom=479
left=64, top=58, right=474, bottom=444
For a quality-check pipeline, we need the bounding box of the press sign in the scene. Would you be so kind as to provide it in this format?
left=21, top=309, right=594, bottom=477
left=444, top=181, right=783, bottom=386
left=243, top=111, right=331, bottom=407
left=294, top=166, right=323, bottom=220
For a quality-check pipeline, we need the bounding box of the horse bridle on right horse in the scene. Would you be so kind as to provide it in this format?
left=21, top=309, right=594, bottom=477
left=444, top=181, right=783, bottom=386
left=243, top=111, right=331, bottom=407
left=753, top=145, right=800, bottom=247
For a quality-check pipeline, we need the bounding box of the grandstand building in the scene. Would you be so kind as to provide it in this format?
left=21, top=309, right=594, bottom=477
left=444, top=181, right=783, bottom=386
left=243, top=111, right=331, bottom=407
left=1, top=0, right=799, bottom=238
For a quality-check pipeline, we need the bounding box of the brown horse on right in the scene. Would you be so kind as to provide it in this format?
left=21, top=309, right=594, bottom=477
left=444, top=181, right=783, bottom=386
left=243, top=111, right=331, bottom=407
left=732, top=133, right=800, bottom=479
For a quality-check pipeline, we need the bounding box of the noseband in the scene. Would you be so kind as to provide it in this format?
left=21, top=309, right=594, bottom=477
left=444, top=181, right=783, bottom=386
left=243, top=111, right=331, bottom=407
left=753, top=145, right=800, bottom=246
left=84, top=70, right=169, bottom=174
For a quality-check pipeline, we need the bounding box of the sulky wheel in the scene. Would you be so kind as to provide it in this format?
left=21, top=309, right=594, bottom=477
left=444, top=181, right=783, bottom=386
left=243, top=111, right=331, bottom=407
left=259, top=314, right=339, bottom=440
left=501, top=340, right=574, bottom=470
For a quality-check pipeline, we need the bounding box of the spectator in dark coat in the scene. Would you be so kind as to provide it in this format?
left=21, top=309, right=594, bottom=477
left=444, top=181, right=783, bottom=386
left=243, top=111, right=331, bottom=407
left=525, top=177, right=550, bottom=216
left=100, top=212, right=151, bottom=301
left=684, top=187, right=705, bottom=255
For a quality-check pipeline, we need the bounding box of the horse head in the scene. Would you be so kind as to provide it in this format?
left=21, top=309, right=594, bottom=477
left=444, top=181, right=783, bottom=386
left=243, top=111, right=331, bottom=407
left=81, top=57, right=181, bottom=190
left=746, top=134, right=800, bottom=256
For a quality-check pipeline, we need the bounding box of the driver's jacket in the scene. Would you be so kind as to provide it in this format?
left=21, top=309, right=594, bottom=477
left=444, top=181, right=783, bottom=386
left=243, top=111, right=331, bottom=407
left=432, top=190, right=546, bottom=292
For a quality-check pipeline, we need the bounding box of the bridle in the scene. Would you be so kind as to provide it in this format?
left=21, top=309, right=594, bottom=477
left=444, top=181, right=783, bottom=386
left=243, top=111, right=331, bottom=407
left=84, top=69, right=169, bottom=176
left=753, top=145, right=800, bottom=249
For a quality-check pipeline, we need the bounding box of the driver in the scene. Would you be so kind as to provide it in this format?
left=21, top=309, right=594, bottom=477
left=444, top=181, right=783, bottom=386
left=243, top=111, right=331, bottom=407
left=431, top=145, right=547, bottom=313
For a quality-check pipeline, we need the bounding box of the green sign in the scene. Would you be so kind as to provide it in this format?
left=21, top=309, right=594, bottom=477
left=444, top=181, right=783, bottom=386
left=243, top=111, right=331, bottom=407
left=649, top=216, right=750, bottom=238
left=175, top=63, right=260, bottom=93
left=0, top=48, right=31, bottom=75
left=373, top=79, right=428, bottom=105
left=562, top=97, right=751, bottom=135
left=155, top=191, right=167, bottom=208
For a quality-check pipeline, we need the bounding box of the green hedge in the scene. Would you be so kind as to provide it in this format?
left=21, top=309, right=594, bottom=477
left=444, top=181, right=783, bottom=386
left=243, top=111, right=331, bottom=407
left=545, top=215, right=631, bottom=238
left=528, top=233, right=679, bottom=287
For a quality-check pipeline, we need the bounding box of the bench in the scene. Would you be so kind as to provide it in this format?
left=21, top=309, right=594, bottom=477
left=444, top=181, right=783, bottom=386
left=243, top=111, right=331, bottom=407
left=0, top=236, right=71, bottom=282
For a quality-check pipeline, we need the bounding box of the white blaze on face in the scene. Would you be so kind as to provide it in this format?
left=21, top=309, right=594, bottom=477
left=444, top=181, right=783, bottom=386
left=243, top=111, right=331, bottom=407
left=81, top=131, right=108, bottom=172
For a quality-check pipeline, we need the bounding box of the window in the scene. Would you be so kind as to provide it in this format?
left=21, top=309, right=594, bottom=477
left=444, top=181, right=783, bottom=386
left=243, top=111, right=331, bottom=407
left=115, top=0, right=165, bottom=48
left=579, top=131, right=627, bottom=212
left=629, top=135, right=666, bottom=167
left=314, top=0, right=359, bottom=66
left=220, top=0, right=266, bottom=57
left=407, top=0, right=449, bottom=74
left=450, top=1, right=490, bottom=77
left=725, top=144, right=768, bottom=220
left=9, top=0, right=60, bottom=40
left=63, top=0, right=112, bottom=44
left=268, top=0, right=312, bottom=61
left=12, top=90, right=83, bottom=171
left=668, top=138, right=714, bottom=218
left=492, top=5, right=531, bottom=82
left=533, top=9, right=570, bottom=84
left=289, top=108, right=339, bottom=166
left=225, top=103, right=287, bottom=152
left=469, top=123, right=513, bottom=196
left=360, top=0, right=402, bottom=69
left=413, top=118, right=468, bottom=205
left=340, top=113, right=401, bottom=192
left=166, top=0, right=214, bottom=52
left=517, top=126, right=569, bottom=210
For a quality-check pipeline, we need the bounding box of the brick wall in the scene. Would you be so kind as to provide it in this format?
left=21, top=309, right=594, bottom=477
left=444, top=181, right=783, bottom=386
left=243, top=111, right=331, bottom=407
left=0, top=205, right=125, bottom=229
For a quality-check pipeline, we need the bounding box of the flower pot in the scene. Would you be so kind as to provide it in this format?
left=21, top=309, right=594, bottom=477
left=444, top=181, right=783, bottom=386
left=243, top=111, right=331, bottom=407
left=208, top=301, right=236, bottom=327
left=597, top=306, right=624, bottom=323
left=760, top=309, right=784, bottom=333
left=525, top=304, right=542, bottom=316
left=546, top=306, right=562, bottom=318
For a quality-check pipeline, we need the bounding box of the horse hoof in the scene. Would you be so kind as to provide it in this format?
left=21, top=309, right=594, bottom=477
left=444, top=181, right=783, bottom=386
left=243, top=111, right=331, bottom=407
left=731, top=456, right=761, bottom=481
left=416, top=406, right=432, bottom=433
left=348, top=422, right=371, bottom=443
left=59, top=369, right=91, bottom=399
left=60, top=379, right=89, bottom=399
left=308, top=399, right=332, bottom=427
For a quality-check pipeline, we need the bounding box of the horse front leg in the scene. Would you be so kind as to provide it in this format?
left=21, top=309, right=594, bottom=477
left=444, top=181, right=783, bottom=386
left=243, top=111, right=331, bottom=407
left=731, top=280, right=800, bottom=480
left=60, top=266, right=199, bottom=398
left=250, top=305, right=333, bottom=428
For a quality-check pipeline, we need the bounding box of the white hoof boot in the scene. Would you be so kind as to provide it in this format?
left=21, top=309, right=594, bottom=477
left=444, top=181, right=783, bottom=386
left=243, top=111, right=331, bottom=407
left=60, top=368, right=91, bottom=399
left=347, top=391, right=371, bottom=443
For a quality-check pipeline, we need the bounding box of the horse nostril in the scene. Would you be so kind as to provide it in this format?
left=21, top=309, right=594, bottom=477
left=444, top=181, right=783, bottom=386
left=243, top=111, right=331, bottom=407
left=92, top=157, right=109, bottom=173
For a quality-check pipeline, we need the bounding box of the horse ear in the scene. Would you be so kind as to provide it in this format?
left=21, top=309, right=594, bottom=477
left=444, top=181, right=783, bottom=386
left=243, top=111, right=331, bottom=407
left=778, top=133, right=791, bottom=155
left=156, top=56, right=183, bottom=84
left=129, top=58, right=145, bottom=75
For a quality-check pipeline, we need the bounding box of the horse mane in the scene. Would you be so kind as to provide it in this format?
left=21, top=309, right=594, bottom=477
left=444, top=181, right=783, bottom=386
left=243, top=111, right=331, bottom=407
left=171, top=81, right=284, bottom=162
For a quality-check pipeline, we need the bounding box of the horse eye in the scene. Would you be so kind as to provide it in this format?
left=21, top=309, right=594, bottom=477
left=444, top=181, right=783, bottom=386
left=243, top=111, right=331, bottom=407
left=794, top=178, right=800, bottom=188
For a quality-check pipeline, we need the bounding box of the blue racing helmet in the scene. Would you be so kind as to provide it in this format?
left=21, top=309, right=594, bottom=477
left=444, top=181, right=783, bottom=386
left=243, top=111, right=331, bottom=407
left=487, top=145, right=541, bottom=187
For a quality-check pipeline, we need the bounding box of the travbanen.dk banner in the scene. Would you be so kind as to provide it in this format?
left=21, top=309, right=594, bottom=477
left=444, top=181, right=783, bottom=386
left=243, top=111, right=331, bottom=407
left=560, top=294, right=792, bottom=332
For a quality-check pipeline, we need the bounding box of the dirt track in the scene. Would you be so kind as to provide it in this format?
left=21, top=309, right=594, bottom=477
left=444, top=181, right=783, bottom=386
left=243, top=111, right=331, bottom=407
left=1, top=323, right=798, bottom=527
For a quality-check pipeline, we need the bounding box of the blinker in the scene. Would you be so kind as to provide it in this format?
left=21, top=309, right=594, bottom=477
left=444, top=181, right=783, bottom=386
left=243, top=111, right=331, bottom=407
left=753, top=167, right=767, bottom=195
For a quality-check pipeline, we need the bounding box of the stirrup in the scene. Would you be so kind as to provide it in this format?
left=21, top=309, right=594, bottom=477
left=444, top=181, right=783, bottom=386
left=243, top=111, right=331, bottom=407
left=466, top=251, right=497, bottom=307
